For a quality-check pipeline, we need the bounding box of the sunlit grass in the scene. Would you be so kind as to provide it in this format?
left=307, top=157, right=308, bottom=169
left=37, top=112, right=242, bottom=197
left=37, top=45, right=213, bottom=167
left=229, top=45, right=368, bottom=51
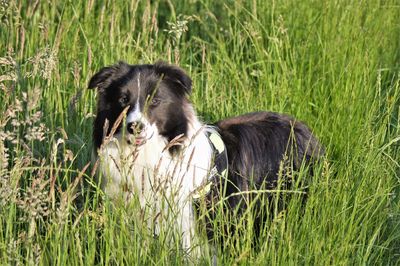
left=0, top=0, right=399, bottom=264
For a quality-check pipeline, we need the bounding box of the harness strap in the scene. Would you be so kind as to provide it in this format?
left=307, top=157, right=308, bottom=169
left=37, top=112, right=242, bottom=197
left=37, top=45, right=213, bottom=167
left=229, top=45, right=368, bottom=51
left=192, top=128, right=228, bottom=199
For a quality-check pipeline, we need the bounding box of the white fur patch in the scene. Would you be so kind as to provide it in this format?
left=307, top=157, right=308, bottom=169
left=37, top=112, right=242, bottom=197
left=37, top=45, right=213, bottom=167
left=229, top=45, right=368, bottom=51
left=96, top=111, right=213, bottom=252
left=126, top=106, right=142, bottom=124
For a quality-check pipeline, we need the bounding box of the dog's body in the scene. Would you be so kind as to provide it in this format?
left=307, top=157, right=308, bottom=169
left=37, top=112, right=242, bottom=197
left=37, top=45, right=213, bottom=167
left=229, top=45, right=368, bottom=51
left=89, top=61, right=323, bottom=253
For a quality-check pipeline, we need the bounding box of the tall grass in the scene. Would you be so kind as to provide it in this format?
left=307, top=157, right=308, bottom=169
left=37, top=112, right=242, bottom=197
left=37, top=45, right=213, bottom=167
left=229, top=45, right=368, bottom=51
left=0, top=0, right=399, bottom=264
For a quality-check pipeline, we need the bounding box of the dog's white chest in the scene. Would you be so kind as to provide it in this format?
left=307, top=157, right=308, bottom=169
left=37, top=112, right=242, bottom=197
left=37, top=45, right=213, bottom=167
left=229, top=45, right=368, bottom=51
left=96, top=126, right=213, bottom=252
left=97, top=130, right=212, bottom=204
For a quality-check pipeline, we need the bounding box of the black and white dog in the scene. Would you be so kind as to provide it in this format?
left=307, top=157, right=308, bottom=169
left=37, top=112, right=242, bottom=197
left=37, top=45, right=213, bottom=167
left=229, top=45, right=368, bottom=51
left=89, top=61, right=323, bottom=253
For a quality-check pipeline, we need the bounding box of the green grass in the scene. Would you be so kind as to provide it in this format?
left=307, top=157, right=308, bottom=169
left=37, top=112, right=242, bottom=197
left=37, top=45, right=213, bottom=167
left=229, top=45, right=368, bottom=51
left=1, top=0, right=399, bottom=264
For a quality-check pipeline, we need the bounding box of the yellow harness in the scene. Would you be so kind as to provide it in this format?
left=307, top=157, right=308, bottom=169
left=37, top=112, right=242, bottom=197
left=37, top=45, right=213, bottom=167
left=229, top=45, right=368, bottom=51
left=192, top=129, right=228, bottom=199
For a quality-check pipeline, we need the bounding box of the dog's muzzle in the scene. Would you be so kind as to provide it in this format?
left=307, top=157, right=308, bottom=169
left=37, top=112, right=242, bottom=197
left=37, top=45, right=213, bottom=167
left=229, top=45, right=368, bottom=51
left=127, top=121, right=144, bottom=135
left=126, top=121, right=148, bottom=145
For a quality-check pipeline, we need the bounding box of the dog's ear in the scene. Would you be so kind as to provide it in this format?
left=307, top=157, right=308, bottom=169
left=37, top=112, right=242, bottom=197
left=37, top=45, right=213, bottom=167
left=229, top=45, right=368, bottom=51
left=88, top=61, right=129, bottom=90
left=154, top=61, right=192, bottom=95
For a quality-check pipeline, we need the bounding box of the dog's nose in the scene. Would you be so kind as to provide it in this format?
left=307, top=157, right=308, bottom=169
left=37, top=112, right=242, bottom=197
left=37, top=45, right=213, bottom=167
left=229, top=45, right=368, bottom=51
left=127, top=122, right=144, bottom=134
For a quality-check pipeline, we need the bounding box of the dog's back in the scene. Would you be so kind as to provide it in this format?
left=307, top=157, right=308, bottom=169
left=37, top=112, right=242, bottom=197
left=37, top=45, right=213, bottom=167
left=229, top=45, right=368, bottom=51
left=217, top=111, right=323, bottom=189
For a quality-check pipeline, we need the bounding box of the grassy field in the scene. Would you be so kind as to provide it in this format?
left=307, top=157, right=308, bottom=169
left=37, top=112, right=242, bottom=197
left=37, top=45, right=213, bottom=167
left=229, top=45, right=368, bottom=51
left=1, top=0, right=399, bottom=264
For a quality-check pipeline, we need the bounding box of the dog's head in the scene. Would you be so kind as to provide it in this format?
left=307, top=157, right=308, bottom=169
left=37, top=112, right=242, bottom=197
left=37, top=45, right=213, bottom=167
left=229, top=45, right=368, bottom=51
left=89, top=61, right=193, bottom=150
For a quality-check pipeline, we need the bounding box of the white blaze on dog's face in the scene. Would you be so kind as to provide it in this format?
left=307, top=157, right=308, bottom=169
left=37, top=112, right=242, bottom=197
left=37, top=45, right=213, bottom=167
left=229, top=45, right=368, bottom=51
left=88, top=61, right=193, bottom=153
left=123, top=72, right=153, bottom=145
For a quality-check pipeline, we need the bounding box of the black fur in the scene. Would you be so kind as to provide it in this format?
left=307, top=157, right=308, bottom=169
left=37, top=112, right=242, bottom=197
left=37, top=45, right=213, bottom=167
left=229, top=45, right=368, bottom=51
left=198, top=112, right=324, bottom=240
left=89, top=61, right=192, bottom=150
left=217, top=111, right=323, bottom=204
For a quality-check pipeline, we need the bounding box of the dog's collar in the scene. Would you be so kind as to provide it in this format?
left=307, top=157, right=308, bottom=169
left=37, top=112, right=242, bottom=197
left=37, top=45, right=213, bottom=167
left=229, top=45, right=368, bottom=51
left=192, top=128, right=228, bottom=199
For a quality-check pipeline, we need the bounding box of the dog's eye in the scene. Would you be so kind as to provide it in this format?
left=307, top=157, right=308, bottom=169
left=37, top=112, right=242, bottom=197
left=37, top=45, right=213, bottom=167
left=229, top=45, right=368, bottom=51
left=150, top=98, right=160, bottom=106
left=119, top=96, right=129, bottom=105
